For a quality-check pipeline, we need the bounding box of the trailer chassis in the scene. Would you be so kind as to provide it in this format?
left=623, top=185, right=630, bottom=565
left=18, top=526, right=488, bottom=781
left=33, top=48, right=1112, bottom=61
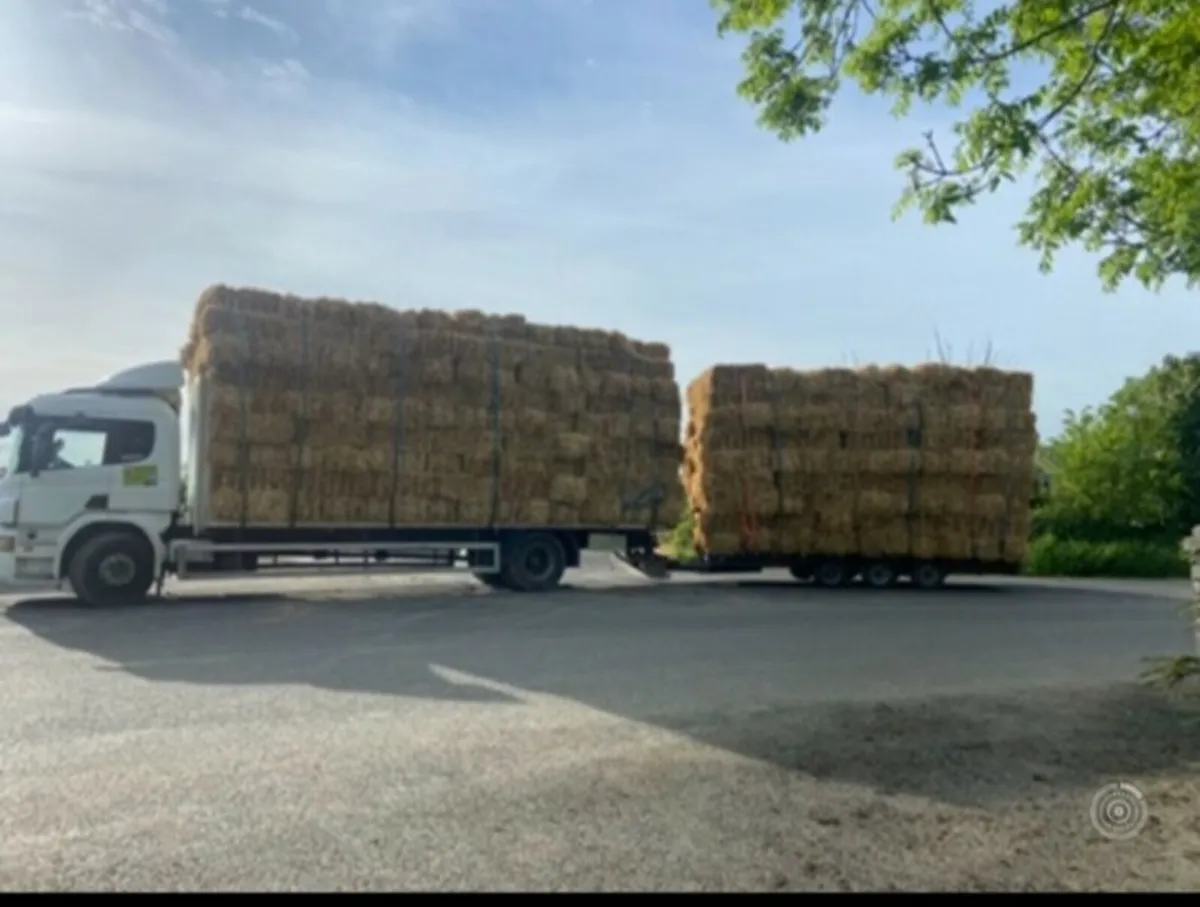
left=617, top=549, right=1020, bottom=589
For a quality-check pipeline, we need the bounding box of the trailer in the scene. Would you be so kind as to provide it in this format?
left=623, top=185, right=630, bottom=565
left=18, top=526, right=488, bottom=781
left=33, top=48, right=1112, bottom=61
left=616, top=548, right=1020, bottom=590
left=0, top=362, right=663, bottom=606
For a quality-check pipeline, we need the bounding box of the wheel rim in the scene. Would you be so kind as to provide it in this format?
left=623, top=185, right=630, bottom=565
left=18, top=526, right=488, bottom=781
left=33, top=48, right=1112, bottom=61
left=865, top=564, right=895, bottom=587
left=523, top=546, right=553, bottom=582
left=98, top=553, right=136, bottom=587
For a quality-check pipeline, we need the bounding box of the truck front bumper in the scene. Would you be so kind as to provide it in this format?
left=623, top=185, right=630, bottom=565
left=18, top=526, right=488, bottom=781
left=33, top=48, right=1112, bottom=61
left=0, top=533, right=56, bottom=586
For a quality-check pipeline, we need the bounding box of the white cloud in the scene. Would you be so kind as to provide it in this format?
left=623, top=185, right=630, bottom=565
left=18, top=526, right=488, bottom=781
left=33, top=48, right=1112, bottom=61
left=0, top=0, right=1196, bottom=434
left=238, top=6, right=293, bottom=38
left=65, top=0, right=178, bottom=43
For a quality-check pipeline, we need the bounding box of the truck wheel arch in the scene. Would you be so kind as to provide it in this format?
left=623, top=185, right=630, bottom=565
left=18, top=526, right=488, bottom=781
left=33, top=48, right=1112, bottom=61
left=57, top=520, right=162, bottom=581
left=560, top=531, right=584, bottom=569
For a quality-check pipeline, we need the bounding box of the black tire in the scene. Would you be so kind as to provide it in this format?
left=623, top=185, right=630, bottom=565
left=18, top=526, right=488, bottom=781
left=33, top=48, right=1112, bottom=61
left=473, top=571, right=513, bottom=590
left=861, top=560, right=899, bottom=589
left=501, top=533, right=567, bottom=592
left=911, top=561, right=947, bottom=589
left=813, top=559, right=851, bottom=588
left=68, top=531, right=155, bottom=607
left=788, top=566, right=812, bottom=582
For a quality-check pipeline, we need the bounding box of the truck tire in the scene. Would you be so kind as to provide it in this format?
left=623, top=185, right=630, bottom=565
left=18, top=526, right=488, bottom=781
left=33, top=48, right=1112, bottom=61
left=911, top=561, right=947, bottom=589
left=861, top=560, right=899, bottom=589
left=501, top=533, right=567, bottom=592
left=813, top=559, right=851, bottom=588
left=68, top=531, right=155, bottom=607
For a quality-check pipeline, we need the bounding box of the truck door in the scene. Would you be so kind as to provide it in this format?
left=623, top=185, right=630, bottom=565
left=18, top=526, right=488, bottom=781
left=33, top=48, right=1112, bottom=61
left=16, top=417, right=158, bottom=541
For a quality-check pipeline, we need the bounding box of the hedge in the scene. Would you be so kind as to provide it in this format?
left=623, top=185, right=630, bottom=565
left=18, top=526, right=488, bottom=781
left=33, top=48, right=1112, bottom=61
left=1023, top=534, right=1189, bottom=579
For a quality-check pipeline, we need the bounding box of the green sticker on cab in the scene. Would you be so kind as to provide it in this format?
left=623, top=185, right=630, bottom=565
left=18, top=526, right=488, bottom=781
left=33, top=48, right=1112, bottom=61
left=122, top=464, right=158, bottom=487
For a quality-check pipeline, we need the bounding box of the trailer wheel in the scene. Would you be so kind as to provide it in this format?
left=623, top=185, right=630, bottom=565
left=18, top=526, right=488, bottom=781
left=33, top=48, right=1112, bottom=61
left=911, top=561, right=947, bottom=589
left=788, top=566, right=813, bottom=582
left=861, top=561, right=898, bottom=589
left=502, top=533, right=567, bottom=592
left=68, top=531, right=155, bottom=607
left=813, top=559, right=851, bottom=588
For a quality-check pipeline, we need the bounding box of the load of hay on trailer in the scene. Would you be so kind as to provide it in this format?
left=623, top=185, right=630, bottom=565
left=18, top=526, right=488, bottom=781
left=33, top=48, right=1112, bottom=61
left=683, top=364, right=1038, bottom=564
left=181, top=285, right=683, bottom=528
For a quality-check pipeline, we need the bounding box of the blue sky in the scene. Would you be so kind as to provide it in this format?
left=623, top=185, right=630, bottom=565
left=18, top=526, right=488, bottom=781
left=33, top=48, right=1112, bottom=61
left=1, top=0, right=1197, bottom=436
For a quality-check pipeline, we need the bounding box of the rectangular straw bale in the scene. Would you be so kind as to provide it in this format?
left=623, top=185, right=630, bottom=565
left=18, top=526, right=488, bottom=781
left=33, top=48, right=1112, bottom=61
left=684, top=363, right=1037, bottom=563
left=186, top=285, right=683, bottom=529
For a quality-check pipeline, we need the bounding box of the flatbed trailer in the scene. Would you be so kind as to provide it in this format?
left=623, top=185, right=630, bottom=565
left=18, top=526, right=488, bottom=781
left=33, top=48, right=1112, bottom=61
left=616, top=548, right=1021, bottom=589
left=164, top=523, right=660, bottom=593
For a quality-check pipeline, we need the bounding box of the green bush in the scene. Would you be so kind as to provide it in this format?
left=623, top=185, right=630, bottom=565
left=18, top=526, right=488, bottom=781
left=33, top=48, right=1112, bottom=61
left=1024, top=534, right=1189, bottom=579
left=662, top=507, right=696, bottom=560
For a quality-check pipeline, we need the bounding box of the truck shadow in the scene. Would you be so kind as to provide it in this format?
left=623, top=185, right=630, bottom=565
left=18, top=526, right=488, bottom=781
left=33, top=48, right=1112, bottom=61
left=3, top=592, right=518, bottom=705
left=5, top=578, right=1198, bottom=808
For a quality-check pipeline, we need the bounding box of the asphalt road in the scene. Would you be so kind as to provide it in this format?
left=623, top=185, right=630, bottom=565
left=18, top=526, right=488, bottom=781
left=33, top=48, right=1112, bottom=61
left=1, top=555, right=1199, bottom=891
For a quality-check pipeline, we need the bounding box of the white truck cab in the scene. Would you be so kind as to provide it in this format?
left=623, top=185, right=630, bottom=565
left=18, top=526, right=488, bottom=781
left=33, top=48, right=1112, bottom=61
left=0, top=361, right=185, bottom=600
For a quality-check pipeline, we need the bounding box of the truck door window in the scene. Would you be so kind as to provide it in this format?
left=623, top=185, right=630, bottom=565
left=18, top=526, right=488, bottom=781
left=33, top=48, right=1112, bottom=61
left=49, top=428, right=107, bottom=470
left=19, top=418, right=156, bottom=473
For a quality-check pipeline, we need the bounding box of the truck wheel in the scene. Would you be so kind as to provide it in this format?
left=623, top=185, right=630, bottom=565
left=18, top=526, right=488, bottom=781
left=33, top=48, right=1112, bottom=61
left=861, top=561, right=898, bottom=589
left=813, top=559, right=851, bottom=588
left=911, top=561, right=947, bottom=589
left=68, top=531, right=155, bottom=607
left=501, top=533, right=567, bottom=592
left=788, top=566, right=813, bottom=582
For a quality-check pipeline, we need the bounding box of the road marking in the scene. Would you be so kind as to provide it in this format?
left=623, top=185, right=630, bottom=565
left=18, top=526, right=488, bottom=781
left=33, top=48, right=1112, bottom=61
left=422, top=663, right=735, bottom=756
left=428, top=664, right=534, bottom=700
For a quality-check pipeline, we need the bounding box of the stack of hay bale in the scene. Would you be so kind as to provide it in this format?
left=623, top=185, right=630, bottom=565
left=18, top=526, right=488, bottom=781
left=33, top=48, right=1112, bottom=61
left=683, top=364, right=1038, bottom=564
left=181, top=285, right=683, bottom=528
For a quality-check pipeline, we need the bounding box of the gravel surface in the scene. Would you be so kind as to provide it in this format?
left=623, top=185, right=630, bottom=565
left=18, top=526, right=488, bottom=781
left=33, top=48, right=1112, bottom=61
left=1, top=560, right=1198, bottom=891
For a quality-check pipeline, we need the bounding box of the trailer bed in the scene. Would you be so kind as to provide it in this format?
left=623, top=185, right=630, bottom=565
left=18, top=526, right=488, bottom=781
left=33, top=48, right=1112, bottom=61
left=616, top=549, right=1021, bottom=588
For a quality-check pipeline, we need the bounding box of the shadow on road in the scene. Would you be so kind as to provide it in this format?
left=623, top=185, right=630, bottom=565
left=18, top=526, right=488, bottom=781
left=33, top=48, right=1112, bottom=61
left=727, top=578, right=1191, bottom=604
left=8, top=592, right=296, bottom=611
left=647, top=684, right=1200, bottom=808
left=3, top=592, right=519, bottom=705
left=5, top=577, right=1198, bottom=807
left=730, top=580, right=1007, bottom=593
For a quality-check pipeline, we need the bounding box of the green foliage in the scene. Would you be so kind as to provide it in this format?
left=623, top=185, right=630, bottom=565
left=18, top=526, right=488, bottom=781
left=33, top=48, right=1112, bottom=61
left=1031, top=443, right=1057, bottom=509
left=1024, top=533, right=1188, bottom=578
left=665, top=507, right=697, bottom=560
left=1036, top=353, right=1200, bottom=542
left=1141, top=651, right=1200, bottom=690
left=714, top=0, right=1200, bottom=290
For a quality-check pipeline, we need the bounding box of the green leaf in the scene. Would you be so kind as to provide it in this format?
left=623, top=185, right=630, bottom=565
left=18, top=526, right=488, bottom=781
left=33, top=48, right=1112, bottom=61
left=716, top=0, right=1200, bottom=292
left=1037, top=354, right=1200, bottom=541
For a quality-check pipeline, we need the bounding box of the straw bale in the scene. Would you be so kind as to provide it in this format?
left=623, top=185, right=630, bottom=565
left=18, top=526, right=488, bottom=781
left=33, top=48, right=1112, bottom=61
left=187, top=285, right=682, bottom=529
left=684, top=363, right=1037, bottom=564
